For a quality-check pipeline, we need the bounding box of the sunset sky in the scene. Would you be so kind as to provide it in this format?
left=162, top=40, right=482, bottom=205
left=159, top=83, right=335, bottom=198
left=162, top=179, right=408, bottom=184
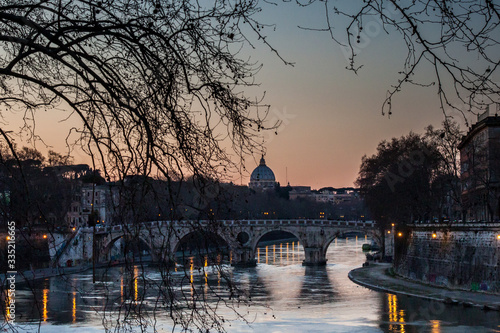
left=5, top=2, right=494, bottom=190
left=239, top=2, right=479, bottom=189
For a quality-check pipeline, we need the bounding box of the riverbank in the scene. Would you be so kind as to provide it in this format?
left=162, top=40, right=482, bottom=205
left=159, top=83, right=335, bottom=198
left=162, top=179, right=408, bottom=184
left=349, top=263, right=500, bottom=311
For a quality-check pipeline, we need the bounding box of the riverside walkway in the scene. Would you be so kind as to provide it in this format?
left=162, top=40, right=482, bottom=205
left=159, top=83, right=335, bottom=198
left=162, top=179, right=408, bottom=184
left=349, top=263, right=500, bottom=310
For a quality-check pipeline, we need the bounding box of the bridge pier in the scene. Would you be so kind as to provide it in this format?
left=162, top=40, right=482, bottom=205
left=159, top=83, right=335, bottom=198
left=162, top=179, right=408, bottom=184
left=231, top=247, right=257, bottom=267
left=302, top=247, right=327, bottom=266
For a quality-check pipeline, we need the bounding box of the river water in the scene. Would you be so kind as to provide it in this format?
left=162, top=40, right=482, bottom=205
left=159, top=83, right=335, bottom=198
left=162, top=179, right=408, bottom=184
left=2, top=237, right=500, bottom=332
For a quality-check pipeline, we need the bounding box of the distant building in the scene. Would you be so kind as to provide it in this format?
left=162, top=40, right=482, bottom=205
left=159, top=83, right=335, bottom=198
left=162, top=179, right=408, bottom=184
left=249, top=155, right=276, bottom=191
left=314, top=188, right=359, bottom=204
left=458, top=106, right=500, bottom=221
left=64, top=167, right=120, bottom=228
left=66, top=184, right=117, bottom=228
left=288, top=186, right=312, bottom=200
left=289, top=186, right=359, bottom=203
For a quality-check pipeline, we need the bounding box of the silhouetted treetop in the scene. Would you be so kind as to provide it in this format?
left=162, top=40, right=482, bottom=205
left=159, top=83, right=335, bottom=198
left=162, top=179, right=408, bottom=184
left=0, top=0, right=278, bottom=182
left=305, top=1, right=500, bottom=119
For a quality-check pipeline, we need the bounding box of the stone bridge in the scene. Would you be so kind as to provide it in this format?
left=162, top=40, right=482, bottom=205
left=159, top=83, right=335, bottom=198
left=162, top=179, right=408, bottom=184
left=50, top=219, right=375, bottom=267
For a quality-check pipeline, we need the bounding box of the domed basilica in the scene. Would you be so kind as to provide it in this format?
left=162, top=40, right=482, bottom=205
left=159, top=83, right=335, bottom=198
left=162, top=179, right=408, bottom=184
left=249, top=155, right=276, bottom=191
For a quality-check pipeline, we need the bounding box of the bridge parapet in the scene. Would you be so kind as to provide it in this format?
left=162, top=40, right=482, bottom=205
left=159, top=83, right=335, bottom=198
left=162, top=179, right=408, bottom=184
left=88, top=219, right=374, bottom=232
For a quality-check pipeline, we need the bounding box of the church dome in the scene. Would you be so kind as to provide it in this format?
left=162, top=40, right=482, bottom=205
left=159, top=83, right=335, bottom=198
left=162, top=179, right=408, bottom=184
left=249, top=155, right=276, bottom=190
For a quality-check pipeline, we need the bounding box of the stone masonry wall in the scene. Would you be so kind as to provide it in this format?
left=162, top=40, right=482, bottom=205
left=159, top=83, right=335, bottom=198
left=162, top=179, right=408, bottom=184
left=394, top=225, right=500, bottom=292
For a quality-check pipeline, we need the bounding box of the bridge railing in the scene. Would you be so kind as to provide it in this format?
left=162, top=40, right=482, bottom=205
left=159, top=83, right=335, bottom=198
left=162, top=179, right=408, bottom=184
left=218, top=220, right=375, bottom=228
left=86, top=219, right=374, bottom=234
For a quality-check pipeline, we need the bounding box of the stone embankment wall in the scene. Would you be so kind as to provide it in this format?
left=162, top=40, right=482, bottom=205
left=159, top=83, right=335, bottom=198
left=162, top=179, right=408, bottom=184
left=394, top=224, right=500, bottom=292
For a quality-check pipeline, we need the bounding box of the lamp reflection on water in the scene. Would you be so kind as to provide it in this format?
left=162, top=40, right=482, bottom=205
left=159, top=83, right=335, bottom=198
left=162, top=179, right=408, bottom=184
left=204, top=256, right=208, bottom=284
left=431, top=320, right=440, bottom=333
left=273, top=244, right=276, bottom=264
left=280, top=243, right=283, bottom=263
left=190, top=258, right=194, bottom=284
left=43, top=288, right=49, bottom=322
left=5, top=294, right=10, bottom=319
left=387, top=293, right=405, bottom=332
left=386, top=293, right=442, bottom=332
left=120, top=275, right=124, bottom=304
left=72, top=291, right=77, bottom=323
left=134, top=266, right=139, bottom=302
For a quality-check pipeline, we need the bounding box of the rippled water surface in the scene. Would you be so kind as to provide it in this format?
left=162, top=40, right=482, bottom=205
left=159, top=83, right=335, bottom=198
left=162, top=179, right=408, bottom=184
left=2, top=237, right=500, bottom=332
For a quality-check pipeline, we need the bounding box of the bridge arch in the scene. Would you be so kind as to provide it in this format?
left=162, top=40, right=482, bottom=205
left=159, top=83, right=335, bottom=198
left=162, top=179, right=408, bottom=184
left=250, top=228, right=303, bottom=257
left=321, top=229, right=371, bottom=257
left=171, top=229, right=231, bottom=263
left=102, top=233, right=155, bottom=262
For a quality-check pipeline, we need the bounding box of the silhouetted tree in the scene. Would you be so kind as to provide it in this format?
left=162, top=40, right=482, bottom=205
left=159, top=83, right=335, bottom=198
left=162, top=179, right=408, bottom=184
left=356, top=132, right=441, bottom=254
left=425, top=120, right=463, bottom=221
left=0, top=1, right=279, bottom=330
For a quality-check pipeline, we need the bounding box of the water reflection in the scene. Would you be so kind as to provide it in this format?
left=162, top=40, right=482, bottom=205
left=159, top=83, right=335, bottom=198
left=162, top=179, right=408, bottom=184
left=296, top=266, right=339, bottom=306
left=256, top=241, right=303, bottom=266
left=42, top=288, right=48, bottom=322
left=379, top=291, right=500, bottom=332
left=431, top=320, right=440, bottom=333
left=2, top=239, right=500, bottom=332
left=387, top=293, right=406, bottom=332
left=72, top=291, right=76, bottom=323
left=5, top=293, right=10, bottom=320
left=134, top=266, right=139, bottom=302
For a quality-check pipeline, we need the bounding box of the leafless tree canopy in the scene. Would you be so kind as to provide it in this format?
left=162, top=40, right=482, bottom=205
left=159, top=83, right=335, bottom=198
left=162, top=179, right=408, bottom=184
left=307, top=0, right=500, bottom=119
left=0, top=2, right=279, bottom=331
left=0, top=0, right=279, bottom=182
left=1, top=1, right=499, bottom=177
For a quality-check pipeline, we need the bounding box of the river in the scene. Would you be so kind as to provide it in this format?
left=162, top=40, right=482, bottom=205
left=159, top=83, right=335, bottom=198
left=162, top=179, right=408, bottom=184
left=2, top=237, right=499, bottom=332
